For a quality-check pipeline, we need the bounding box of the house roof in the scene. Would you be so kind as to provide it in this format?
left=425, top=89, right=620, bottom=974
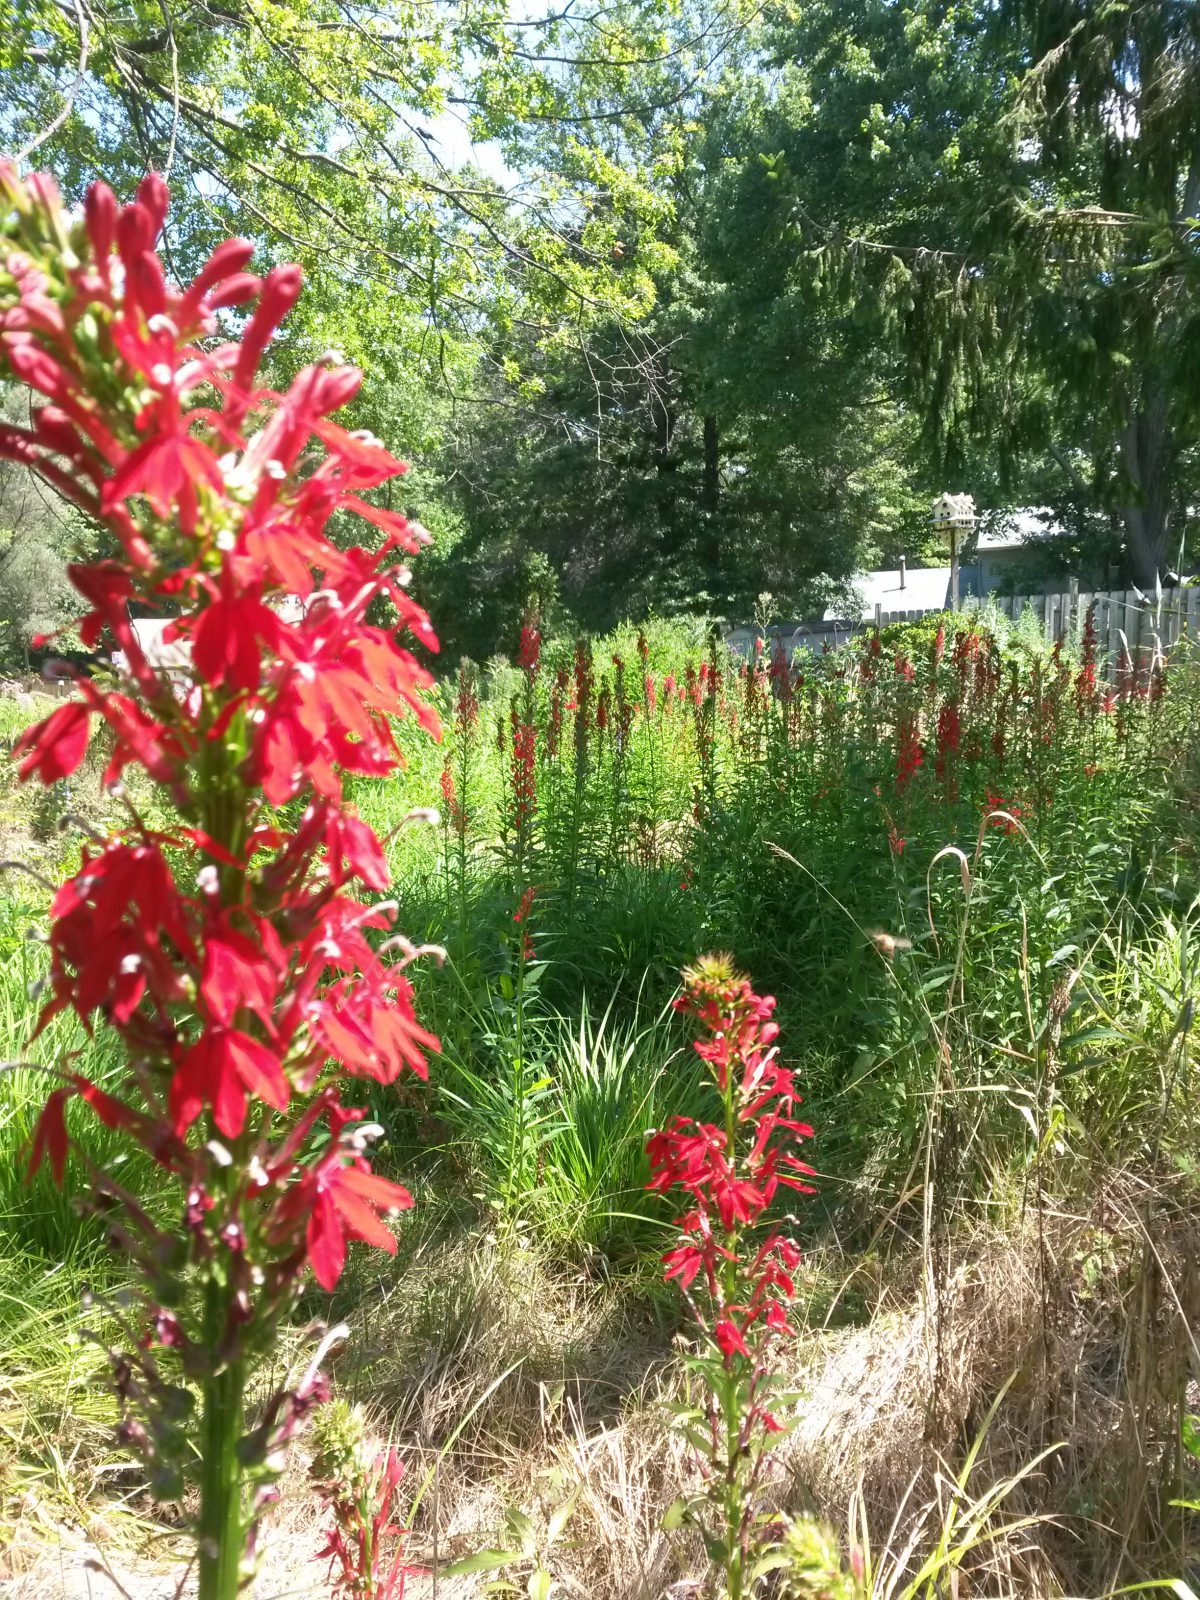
left=826, top=566, right=952, bottom=622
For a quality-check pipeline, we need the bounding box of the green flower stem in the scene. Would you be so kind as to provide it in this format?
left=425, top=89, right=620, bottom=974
left=197, top=1281, right=247, bottom=1600
left=720, top=1058, right=744, bottom=1600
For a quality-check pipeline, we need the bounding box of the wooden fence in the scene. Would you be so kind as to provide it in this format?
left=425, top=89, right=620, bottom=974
left=878, top=585, right=1198, bottom=679
left=728, top=585, right=1199, bottom=680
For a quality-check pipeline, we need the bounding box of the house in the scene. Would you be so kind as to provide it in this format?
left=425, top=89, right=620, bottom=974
left=969, top=510, right=1066, bottom=593
left=724, top=510, right=1072, bottom=655
left=836, top=510, right=1069, bottom=623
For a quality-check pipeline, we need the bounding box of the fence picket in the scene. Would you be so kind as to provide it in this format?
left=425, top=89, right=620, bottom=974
left=1107, top=594, right=1122, bottom=681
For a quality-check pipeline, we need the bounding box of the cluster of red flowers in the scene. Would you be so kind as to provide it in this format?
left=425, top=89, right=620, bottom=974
left=509, top=709, right=537, bottom=833
left=1075, top=603, right=1099, bottom=716
left=572, top=636, right=594, bottom=756
left=985, top=790, right=1025, bottom=834
left=512, top=883, right=537, bottom=962
left=1, top=165, right=442, bottom=1580
left=316, top=1441, right=416, bottom=1600
left=7, top=162, right=439, bottom=1260
left=859, top=631, right=882, bottom=685
left=895, top=712, right=924, bottom=791
left=516, top=608, right=541, bottom=676
left=648, top=956, right=814, bottom=1391
left=934, top=697, right=961, bottom=784
left=648, top=957, right=815, bottom=1581
left=440, top=761, right=466, bottom=836
left=768, top=638, right=794, bottom=702
left=454, top=658, right=480, bottom=732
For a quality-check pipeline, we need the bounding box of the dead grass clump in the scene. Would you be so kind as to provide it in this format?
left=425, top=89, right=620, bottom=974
left=8, top=1183, right=1197, bottom=1599
left=780, top=1181, right=1199, bottom=1595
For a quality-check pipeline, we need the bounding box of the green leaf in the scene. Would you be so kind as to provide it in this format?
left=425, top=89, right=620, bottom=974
left=661, top=1497, right=688, bottom=1531
left=527, top=1569, right=552, bottom=1600
left=546, top=1493, right=578, bottom=1545
left=504, top=1506, right=537, bottom=1558
left=442, top=1550, right=516, bottom=1577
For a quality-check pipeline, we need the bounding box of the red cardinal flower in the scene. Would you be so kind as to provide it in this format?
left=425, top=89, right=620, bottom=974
left=305, top=1159, right=414, bottom=1291
left=13, top=700, right=90, bottom=783
left=192, top=592, right=285, bottom=692
left=1, top=166, right=443, bottom=1591
left=201, top=917, right=284, bottom=1028
left=170, top=1027, right=290, bottom=1138
left=647, top=957, right=815, bottom=1561
left=714, top=1318, right=750, bottom=1358
left=27, top=1086, right=72, bottom=1183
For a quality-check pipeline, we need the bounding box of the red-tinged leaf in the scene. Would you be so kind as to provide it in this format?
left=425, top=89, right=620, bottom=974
left=13, top=701, right=90, bottom=784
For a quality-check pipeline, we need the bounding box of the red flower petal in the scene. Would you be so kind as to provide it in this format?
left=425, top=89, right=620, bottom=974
left=14, top=701, right=90, bottom=784
left=307, top=1190, right=346, bottom=1290
left=27, top=1086, right=71, bottom=1185
left=714, top=1318, right=749, bottom=1358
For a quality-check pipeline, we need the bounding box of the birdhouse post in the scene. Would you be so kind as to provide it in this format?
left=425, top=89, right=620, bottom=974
left=931, top=492, right=977, bottom=612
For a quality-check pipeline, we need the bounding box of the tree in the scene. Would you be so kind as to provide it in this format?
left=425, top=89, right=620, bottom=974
left=1, top=0, right=707, bottom=345
left=427, top=19, right=933, bottom=650
left=764, top=0, right=1199, bottom=585
left=0, top=388, right=83, bottom=668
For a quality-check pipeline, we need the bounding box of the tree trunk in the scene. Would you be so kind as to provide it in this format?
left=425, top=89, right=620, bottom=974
left=650, top=351, right=684, bottom=556
left=1119, top=376, right=1174, bottom=587
left=701, top=412, right=720, bottom=581
left=702, top=413, right=719, bottom=515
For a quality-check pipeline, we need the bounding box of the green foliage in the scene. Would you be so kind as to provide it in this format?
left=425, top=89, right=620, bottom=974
left=345, top=609, right=1200, bottom=1230
left=0, top=387, right=95, bottom=670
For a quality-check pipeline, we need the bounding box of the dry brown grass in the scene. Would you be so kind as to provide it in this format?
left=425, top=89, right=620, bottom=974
left=6, top=1177, right=1198, bottom=1600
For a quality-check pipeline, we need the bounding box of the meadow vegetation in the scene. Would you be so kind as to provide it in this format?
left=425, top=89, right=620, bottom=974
left=3, top=601, right=1198, bottom=1597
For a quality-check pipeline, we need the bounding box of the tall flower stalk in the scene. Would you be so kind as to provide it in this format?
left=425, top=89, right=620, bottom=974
left=442, top=659, right=479, bottom=927
left=2, top=167, right=441, bottom=1599
left=649, top=956, right=815, bottom=1600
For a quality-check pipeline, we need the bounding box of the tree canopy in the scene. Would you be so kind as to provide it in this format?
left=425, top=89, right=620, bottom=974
left=3, top=0, right=1197, bottom=650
